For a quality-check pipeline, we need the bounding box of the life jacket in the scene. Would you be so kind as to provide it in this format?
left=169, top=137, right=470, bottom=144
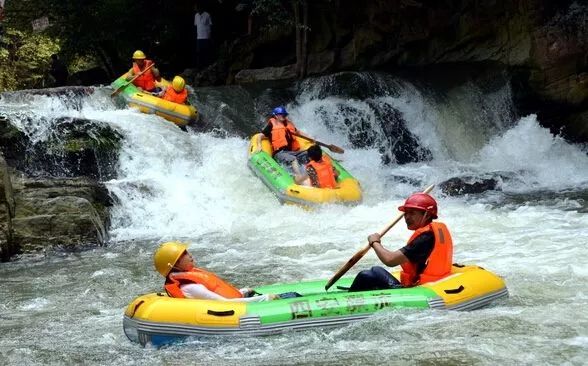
left=268, top=117, right=300, bottom=153
left=164, top=268, right=243, bottom=299
left=162, top=87, right=188, bottom=104
left=400, top=222, right=453, bottom=287
left=132, top=60, right=156, bottom=91
left=306, top=156, right=337, bottom=188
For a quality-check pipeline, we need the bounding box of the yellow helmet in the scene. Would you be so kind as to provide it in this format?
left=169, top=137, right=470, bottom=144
left=153, top=241, right=187, bottom=277
left=132, top=50, right=146, bottom=60
left=172, top=76, right=186, bottom=92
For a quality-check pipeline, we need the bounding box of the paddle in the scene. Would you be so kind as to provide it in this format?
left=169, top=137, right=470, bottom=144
left=111, top=63, right=155, bottom=97
left=291, top=132, right=345, bottom=154
left=324, top=184, right=435, bottom=291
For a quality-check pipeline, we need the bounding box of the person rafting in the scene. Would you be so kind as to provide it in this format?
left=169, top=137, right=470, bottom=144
left=126, top=50, right=161, bottom=93
left=349, top=193, right=453, bottom=291
left=295, top=144, right=338, bottom=188
left=157, top=76, right=189, bottom=105
left=256, top=106, right=312, bottom=175
left=154, top=241, right=278, bottom=302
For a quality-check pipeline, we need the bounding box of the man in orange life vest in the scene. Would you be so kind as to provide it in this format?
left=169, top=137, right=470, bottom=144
left=154, top=242, right=278, bottom=302
left=255, top=106, right=312, bottom=175
left=158, top=76, right=189, bottom=105
left=295, top=144, right=338, bottom=188
left=126, top=50, right=161, bottom=93
left=349, top=193, right=453, bottom=291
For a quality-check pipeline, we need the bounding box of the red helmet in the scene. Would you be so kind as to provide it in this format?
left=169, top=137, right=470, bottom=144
left=398, top=193, right=438, bottom=219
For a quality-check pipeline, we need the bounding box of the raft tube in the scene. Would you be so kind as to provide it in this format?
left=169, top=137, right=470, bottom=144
left=247, top=133, right=362, bottom=206
left=123, top=264, right=508, bottom=347
left=110, top=74, right=198, bottom=127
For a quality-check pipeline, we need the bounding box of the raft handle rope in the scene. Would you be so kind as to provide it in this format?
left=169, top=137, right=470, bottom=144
left=207, top=310, right=235, bottom=317
left=130, top=300, right=145, bottom=317
left=444, top=285, right=465, bottom=294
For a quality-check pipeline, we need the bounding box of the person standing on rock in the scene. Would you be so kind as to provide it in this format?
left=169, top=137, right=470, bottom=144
left=193, top=2, right=213, bottom=69
left=49, top=54, right=69, bottom=87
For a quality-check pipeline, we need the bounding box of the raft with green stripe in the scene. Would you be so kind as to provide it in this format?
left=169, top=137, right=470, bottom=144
left=110, top=74, right=198, bottom=127
left=123, top=264, right=508, bottom=347
left=248, top=133, right=362, bottom=206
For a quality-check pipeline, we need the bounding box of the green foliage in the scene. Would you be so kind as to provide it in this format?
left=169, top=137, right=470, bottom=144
left=251, top=0, right=295, bottom=32
left=0, top=27, right=61, bottom=91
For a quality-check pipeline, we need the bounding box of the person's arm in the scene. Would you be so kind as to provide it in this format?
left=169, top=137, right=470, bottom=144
left=367, top=233, right=409, bottom=267
left=368, top=231, right=435, bottom=268
left=288, top=120, right=310, bottom=139
left=125, top=68, right=135, bottom=80
left=181, top=283, right=275, bottom=302
left=152, top=67, right=161, bottom=81
left=256, top=123, right=271, bottom=152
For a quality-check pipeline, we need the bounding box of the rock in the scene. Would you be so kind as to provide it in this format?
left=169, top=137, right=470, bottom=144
left=9, top=175, right=112, bottom=255
left=0, top=153, right=15, bottom=261
left=0, top=118, right=115, bottom=260
left=439, top=176, right=501, bottom=196
left=235, top=64, right=297, bottom=84
left=0, top=116, right=122, bottom=180
left=68, top=67, right=109, bottom=86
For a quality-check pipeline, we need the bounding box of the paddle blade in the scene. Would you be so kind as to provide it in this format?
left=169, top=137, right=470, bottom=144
left=327, top=144, right=345, bottom=154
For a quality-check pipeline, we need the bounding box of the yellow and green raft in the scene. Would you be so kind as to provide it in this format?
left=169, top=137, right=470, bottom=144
left=248, top=133, right=362, bottom=206
left=123, top=264, right=508, bottom=347
left=110, top=74, right=198, bottom=127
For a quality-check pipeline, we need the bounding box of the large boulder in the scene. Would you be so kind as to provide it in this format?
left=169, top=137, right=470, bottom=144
left=9, top=174, right=112, bottom=256
left=223, top=0, right=587, bottom=142
left=0, top=114, right=119, bottom=260
left=0, top=154, right=15, bottom=261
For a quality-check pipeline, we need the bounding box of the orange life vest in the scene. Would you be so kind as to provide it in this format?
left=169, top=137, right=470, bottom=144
left=400, top=222, right=453, bottom=287
left=306, top=156, right=337, bottom=188
left=132, top=60, right=156, bottom=91
left=164, top=268, right=243, bottom=299
left=268, top=117, right=300, bottom=153
left=162, top=87, right=188, bottom=104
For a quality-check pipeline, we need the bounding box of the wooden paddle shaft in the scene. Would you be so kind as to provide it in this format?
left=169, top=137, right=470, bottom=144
left=291, top=132, right=344, bottom=154
left=111, top=63, right=154, bottom=97
left=324, top=184, right=435, bottom=290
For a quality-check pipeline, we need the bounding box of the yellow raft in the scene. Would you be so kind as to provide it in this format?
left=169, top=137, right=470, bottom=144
left=123, top=264, right=508, bottom=346
left=248, top=134, right=362, bottom=206
left=111, top=74, right=198, bottom=127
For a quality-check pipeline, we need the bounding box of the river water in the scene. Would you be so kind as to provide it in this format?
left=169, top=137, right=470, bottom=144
left=0, top=73, right=587, bottom=365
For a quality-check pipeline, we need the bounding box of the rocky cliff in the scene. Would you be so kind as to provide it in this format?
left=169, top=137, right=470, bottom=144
left=206, top=0, right=587, bottom=142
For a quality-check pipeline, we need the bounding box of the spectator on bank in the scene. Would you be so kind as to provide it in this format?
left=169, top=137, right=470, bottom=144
left=235, top=1, right=253, bottom=36
left=193, top=2, right=213, bottom=69
left=49, top=54, right=69, bottom=87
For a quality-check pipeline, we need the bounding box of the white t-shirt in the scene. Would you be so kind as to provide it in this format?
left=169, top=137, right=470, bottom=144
left=181, top=284, right=271, bottom=302
left=194, top=11, right=212, bottom=40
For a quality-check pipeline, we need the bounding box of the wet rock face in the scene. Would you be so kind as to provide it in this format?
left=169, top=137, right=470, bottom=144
left=225, top=0, right=587, bottom=142
left=10, top=175, right=112, bottom=254
left=439, top=176, right=500, bottom=196
left=0, top=114, right=119, bottom=261
left=0, top=116, right=122, bottom=180
left=0, top=158, right=113, bottom=261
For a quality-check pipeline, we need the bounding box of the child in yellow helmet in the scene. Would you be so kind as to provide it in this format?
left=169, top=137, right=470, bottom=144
left=157, top=76, right=189, bottom=104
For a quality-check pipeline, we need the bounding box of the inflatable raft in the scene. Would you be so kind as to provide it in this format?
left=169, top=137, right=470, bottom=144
left=123, top=264, right=508, bottom=347
left=248, top=133, right=362, bottom=206
left=111, top=74, right=198, bottom=127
